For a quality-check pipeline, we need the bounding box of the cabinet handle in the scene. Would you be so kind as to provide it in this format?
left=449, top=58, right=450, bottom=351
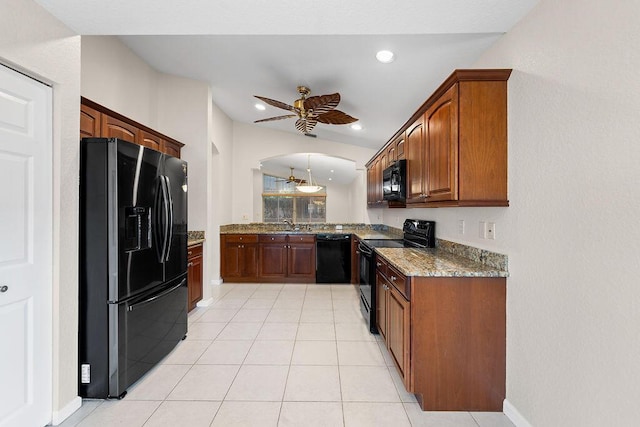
left=390, top=275, right=396, bottom=281
left=376, top=262, right=382, bottom=267
left=240, top=237, right=243, bottom=240
left=188, top=251, right=193, bottom=256
left=187, top=262, right=193, bottom=267
left=271, top=237, right=275, bottom=240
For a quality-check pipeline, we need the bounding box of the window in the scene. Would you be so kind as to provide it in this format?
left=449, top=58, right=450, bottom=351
left=262, top=174, right=326, bottom=223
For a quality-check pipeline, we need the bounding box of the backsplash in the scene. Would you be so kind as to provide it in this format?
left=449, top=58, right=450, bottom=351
left=436, top=239, right=508, bottom=271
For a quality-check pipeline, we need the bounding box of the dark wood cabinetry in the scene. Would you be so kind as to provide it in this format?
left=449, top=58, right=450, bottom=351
left=376, top=255, right=506, bottom=411
left=366, top=69, right=511, bottom=208
left=220, top=234, right=258, bottom=282
left=187, top=243, right=203, bottom=311
left=80, top=98, right=184, bottom=158
left=376, top=258, right=411, bottom=390
left=258, top=234, right=315, bottom=283
left=222, top=234, right=316, bottom=283
left=367, top=156, right=384, bottom=207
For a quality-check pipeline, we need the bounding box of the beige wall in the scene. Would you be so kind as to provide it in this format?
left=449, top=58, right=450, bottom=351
left=231, top=122, right=375, bottom=224
left=0, top=0, right=81, bottom=418
left=384, top=0, right=640, bottom=425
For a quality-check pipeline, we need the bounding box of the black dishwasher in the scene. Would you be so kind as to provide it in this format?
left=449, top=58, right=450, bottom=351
left=316, top=234, right=351, bottom=283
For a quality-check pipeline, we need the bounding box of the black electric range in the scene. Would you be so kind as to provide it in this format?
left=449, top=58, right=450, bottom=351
left=358, top=219, right=435, bottom=333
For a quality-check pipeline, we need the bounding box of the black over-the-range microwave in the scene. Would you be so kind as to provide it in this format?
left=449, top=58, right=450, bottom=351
left=382, top=159, right=406, bottom=202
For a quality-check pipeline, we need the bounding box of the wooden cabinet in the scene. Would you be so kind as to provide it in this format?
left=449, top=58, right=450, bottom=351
left=258, top=234, right=316, bottom=283
left=376, top=258, right=411, bottom=390
left=187, top=243, right=203, bottom=311
left=80, top=97, right=184, bottom=158
left=220, top=234, right=258, bottom=282
left=376, top=255, right=506, bottom=411
left=366, top=69, right=511, bottom=208
left=405, top=116, right=425, bottom=202
left=367, top=156, right=385, bottom=207
left=80, top=104, right=101, bottom=139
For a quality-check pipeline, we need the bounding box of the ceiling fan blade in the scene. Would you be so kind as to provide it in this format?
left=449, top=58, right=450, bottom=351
left=304, top=93, right=340, bottom=115
left=254, top=114, right=297, bottom=123
left=254, top=95, right=297, bottom=112
left=295, top=118, right=318, bottom=134
left=316, top=109, right=358, bottom=125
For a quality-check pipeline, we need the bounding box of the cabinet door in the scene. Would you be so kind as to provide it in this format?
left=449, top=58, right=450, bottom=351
left=187, top=246, right=203, bottom=311
left=387, top=284, right=411, bottom=390
left=287, top=243, right=316, bottom=281
left=101, top=114, right=139, bottom=144
left=366, top=165, right=375, bottom=206
left=396, top=133, right=405, bottom=160
left=222, top=242, right=242, bottom=278
left=426, top=84, right=458, bottom=202
left=259, top=242, right=288, bottom=279
left=139, top=129, right=163, bottom=152
left=80, top=104, right=101, bottom=140
left=376, top=271, right=388, bottom=340
left=405, top=117, right=426, bottom=202
left=374, top=156, right=383, bottom=204
left=162, top=140, right=182, bottom=158
left=386, top=144, right=396, bottom=165
left=241, top=244, right=258, bottom=279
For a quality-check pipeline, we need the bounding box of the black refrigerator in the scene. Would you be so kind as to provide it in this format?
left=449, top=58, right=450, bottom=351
left=79, top=138, right=188, bottom=398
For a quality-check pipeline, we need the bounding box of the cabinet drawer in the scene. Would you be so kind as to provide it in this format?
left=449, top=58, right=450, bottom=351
left=259, top=234, right=287, bottom=243
left=288, top=234, right=315, bottom=243
left=224, top=234, right=258, bottom=244
left=187, top=244, right=203, bottom=259
left=388, top=266, right=409, bottom=300
left=375, top=255, right=389, bottom=278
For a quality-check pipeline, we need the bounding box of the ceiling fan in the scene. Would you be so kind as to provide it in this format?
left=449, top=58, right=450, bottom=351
left=254, top=86, right=358, bottom=135
left=276, top=167, right=306, bottom=184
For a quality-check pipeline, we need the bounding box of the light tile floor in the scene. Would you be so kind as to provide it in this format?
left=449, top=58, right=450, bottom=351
left=57, top=283, right=515, bottom=427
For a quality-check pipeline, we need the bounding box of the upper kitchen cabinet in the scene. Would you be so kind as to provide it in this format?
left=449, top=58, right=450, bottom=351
left=368, top=69, right=511, bottom=208
left=80, top=97, right=184, bottom=158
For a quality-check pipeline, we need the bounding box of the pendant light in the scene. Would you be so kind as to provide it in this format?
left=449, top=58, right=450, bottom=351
left=296, top=155, right=322, bottom=193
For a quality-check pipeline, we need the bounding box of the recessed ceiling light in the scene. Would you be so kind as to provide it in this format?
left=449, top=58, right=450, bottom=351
left=329, top=178, right=332, bottom=181
left=376, top=50, right=395, bottom=63
left=255, top=103, right=266, bottom=111
left=350, top=123, right=362, bottom=131
left=330, top=170, right=334, bottom=173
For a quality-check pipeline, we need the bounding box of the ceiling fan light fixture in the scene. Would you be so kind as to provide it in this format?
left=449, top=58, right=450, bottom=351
left=255, top=103, right=266, bottom=111
left=376, top=50, right=395, bottom=63
left=350, top=123, right=362, bottom=131
left=296, top=155, right=322, bottom=193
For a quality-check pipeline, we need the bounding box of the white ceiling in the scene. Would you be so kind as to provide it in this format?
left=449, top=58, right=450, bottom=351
left=260, top=153, right=357, bottom=187
left=35, top=0, right=538, bottom=179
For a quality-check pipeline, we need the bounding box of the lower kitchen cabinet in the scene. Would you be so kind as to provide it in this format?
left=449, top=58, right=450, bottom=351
left=351, top=236, right=360, bottom=284
left=220, top=234, right=258, bottom=282
left=376, top=256, right=506, bottom=411
left=187, top=243, right=203, bottom=311
left=257, top=234, right=316, bottom=283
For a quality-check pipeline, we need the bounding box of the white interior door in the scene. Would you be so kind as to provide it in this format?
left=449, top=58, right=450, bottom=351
left=0, top=64, right=53, bottom=427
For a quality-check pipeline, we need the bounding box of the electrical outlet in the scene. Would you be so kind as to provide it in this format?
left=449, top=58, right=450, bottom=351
left=458, top=220, right=465, bottom=235
left=487, top=222, right=496, bottom=240
left=479, top=221, right=487, bottom=239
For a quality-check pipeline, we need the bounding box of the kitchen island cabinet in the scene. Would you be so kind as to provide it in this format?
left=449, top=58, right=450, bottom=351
left=187, top=243, right=203, bottom=311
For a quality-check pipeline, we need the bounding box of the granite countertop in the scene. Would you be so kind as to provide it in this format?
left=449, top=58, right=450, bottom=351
left=220, top=223, right=402, bottom=239
left=375, top=247, right=508, bottom=278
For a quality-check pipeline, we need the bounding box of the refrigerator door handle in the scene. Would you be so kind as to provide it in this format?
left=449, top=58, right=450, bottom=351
left=127, top=279, right=186, bottom=312
left=163, top=175, right=174, bottom=261
left=160, top=176, right=171, bottom=261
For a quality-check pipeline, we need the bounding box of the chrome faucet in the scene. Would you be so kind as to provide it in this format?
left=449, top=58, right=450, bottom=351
left=283, top=219, right=295, bottom=230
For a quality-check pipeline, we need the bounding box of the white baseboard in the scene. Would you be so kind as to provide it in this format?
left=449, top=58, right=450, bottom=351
left=196, top=297, right=214, bottom=307
left=503, top=399, right=533, bottom=427
left=210, top=278, right=223, bottom=285
left=51, top=396, right=82, bottom=425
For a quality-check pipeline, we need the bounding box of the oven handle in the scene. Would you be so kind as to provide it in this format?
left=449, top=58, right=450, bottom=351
left=358, top=242, right=373, bottom=257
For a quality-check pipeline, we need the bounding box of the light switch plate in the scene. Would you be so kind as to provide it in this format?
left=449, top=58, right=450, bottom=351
left=479, top=221, right=487, bottom=239
left=487, top=222, right=496, bottom=240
